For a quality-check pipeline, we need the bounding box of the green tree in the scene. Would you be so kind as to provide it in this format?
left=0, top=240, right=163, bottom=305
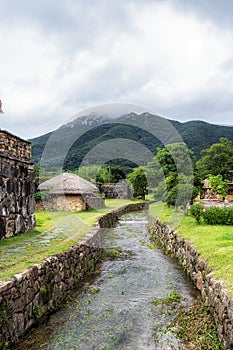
left=153, top=143, right=196, bottom=212
left=154, top=180, right=167, bottom=202
left=196, top=137, right=233, bottom=180
left=75, top=165, right=101, bottom=183
left=165, top=172, right=179, bottom=192
left=165, top=175, right=197, bottom=213
left=143, top=160, right=163, bottom=191
left=156, top=143, right=194, bottom=177
left=96, top=167, right=112, bottom=184
left=207, top=174, right=228, bottom=201
left=127, top=167, right=148, bottom=200
left=96, top=165, right=126, bottom=184
left=176, top=183, right=196, bottom=214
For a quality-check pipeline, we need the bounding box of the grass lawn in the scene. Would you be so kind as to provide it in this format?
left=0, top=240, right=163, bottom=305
left=0, top=199, right=142, bottom=281
left=149, top=202, right=233, bottom=298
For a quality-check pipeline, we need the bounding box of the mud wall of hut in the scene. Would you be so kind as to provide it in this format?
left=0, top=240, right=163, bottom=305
left=0, top=130, right=36, bottom=239
left=41, top=194, right=105, bottom=211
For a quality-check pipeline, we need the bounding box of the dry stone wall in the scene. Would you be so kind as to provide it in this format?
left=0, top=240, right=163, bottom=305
left=84, top=195, right=105, bottom=209
left=149, top=217, right=233, bottom=350
left=98, top=201, right=148, bottom=228
left=0, top=130, right=35, bottom=238
left=0, top=202, right=148, bottom=348
left=100, top=180, right=133, bottom=199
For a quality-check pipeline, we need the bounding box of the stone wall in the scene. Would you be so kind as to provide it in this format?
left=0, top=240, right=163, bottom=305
left=84, top=195, right=105, bottom=209
left=100, top=180, right=133, bottom=199
left=0, top=130, right=36, bottom=238
left=0, top=131, right=31, bottom=162
left=149, top=217, right=233, bottom=350
left=0, top=202, right=148, bottom=348
left=98, top=201, right=148, bottom=228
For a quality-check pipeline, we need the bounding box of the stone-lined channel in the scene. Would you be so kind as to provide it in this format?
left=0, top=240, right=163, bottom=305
left=17, top=211, right=198, bottom=349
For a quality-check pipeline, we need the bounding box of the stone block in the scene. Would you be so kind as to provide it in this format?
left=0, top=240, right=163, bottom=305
left=13, top=313, right=25, bottom=334
left=24, top=288, right=34, bottom=305
left=0, top=217, right=6, bottom=237
left=15, top=215, right=25, bottom=234
left=0, top=280, right=14, bottom=293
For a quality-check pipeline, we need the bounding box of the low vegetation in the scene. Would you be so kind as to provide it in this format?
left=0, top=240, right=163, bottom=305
left=151, top=290, right=183, bottom=307
left=0, top=199, right=142, bottom=280
left=189, top=203, right=204, bottom=224
left=190, top=203, right=233, bottom=225
left=174, top=296, right=224, bottom=350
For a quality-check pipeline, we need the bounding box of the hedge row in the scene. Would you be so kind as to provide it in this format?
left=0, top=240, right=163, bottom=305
left=190, top=204, right=233, bottom=225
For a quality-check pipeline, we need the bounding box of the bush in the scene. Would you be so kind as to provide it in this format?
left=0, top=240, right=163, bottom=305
left=203, top=207, right=233, bottom=225
left=189, top=204, right=204, bottom=224
left=34, top=190, right=51, bottom=202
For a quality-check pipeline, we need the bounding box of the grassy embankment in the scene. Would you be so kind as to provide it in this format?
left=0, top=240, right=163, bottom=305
left=0, top=199, right=143, bottom=281
left=149, top=202, right=229, bottom=349
left=149, top=202, right=233, bottom=298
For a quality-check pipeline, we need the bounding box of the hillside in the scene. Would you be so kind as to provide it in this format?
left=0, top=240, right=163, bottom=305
left=30, top=113, right=233, bottom=171
left=176, top=120, right=233, bottom=157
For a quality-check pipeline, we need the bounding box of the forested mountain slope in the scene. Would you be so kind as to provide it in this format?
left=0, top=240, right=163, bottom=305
left=30, top=113, right=233, bottom=170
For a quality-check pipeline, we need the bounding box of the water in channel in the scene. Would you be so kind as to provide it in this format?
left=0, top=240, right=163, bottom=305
left=18, top=211, right=198, bottom=350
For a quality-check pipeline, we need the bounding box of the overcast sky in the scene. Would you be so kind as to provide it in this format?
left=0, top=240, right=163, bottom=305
left=1, top=0, right=233, bottom=139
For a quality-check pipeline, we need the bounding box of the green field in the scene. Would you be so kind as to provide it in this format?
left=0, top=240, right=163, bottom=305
left=149, top=202, right=233, bottom=298
left=0, top=199, right=142, bottom=280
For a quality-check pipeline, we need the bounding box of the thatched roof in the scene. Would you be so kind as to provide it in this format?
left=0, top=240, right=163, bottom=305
left=38, top=173, right=99, bottom=195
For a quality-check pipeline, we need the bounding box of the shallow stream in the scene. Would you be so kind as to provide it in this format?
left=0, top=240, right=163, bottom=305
left=17, top=211, right=198, bottom=349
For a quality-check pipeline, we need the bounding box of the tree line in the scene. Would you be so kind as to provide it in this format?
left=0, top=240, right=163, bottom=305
left=36, top=137, right=233, bottom=211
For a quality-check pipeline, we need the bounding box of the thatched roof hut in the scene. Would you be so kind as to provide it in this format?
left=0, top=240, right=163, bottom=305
left=38, top=173, right=104, bottom=211
left=39, top=172, right=99, bottom=195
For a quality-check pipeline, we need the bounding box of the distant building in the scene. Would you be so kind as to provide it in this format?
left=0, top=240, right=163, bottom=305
left=202, top=179, right=216, bottom=199
left=202, top=178, right=233, bottom=201
left=38, top=172, right=105, bottom=211
left=226, top=182, right=233, bottom=201
left=99, top=180, right=133, bottom=199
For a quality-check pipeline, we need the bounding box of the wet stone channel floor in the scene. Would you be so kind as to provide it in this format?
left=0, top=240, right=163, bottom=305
left=16, top=211, right=199, bottom=350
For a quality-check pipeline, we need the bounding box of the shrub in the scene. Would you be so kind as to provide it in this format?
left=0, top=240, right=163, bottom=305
left=203, top=207, right=233, bottom=225
left=35, top=190, right=51, bottom=202
left=189, top=204, right=204, bottom=224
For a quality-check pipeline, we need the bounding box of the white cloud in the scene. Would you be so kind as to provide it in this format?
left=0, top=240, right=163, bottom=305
left=1, top=0, right=233, bottom=138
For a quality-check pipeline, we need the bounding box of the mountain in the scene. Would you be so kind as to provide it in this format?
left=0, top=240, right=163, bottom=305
left=31, top=114, right=110, bottom=164
left=175, top=120, right=233, bottom=157
left=30, top=113, right=233, bottom=171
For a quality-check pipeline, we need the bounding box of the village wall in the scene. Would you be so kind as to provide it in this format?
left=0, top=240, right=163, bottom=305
left=84, top=195, right=105, bottom=209
left=149, top=217, right=233, bottom=350
left=0, top=202, right=148, bottom=348
left=0, top=130, right=36, bottom=239
left=100, top=180, right=133, bottom=199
